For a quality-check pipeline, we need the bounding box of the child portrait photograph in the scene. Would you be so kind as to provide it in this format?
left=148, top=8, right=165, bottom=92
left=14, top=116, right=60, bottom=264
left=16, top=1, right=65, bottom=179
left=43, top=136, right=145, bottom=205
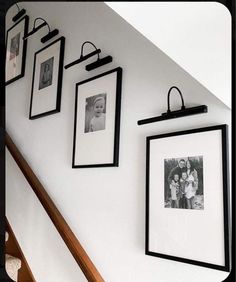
left=38, top=56, right=54, bottom=90
left=164, top=156, right=204, bottom=210
left=72, top=67, right=122, bottom=167
left=84, top=93, right=107, bottom=133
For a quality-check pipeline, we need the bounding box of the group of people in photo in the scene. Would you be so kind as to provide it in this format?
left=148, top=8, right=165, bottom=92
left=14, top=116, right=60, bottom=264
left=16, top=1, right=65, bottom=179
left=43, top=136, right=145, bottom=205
left=167, top=159, right=199, bottom=209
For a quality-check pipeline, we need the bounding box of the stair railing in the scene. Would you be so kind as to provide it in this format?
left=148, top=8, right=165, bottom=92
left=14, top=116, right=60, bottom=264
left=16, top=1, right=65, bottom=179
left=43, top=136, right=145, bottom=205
left=5, top=132, right=104, bottom=282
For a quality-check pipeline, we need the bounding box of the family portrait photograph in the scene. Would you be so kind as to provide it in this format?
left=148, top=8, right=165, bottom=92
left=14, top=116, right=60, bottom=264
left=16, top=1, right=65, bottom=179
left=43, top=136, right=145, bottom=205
left=84, top=93, right=107, bottom=133
left=164, top=156, right=204, bottom=210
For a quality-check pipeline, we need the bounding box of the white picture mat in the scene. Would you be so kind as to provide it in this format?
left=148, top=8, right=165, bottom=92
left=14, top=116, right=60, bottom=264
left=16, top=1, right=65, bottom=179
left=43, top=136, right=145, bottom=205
left=31, top=40, right=61, bottom=116
left=74, top=72, right=117, bottom=165
left=149, top=130, right=225, bottom=266
left=6, top=20, right=25, bottom=81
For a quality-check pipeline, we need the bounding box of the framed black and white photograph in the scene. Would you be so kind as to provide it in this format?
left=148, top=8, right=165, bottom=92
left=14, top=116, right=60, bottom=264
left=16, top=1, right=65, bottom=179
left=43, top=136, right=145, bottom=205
left=146, top=125, right=230, bottom=271
left=84, top=93, right=107, bottom=133
left=6, top=15, right=29, bottom=85
left=72, top=67, right=122, bottom=168
left=164, top=155, right=204, bottom=210
left=29, top=36, right=65, bottom=119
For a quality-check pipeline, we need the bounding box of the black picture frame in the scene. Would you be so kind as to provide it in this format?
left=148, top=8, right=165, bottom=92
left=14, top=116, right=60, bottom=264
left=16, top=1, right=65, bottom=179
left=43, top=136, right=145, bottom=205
left=72, top=67, right=122, bottom=168
left=146, top=124, right=230, bottom=271
left=5, top=15, right=29, bottom=85
left=29, top=36, right=65, bottom=119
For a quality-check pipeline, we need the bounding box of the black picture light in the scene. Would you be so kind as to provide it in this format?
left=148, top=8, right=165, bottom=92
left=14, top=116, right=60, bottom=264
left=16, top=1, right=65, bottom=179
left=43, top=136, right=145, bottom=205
left=85, top=55, right=113, bottom=71
left=22, top=17, right=59, bottom=43
left=138, top=86, right=208, bottom=125
left=64, top=41, right=112, bottom=71
left=64, top=48, right=101, bottom=69
left=12, top=3, right=26, bottom=22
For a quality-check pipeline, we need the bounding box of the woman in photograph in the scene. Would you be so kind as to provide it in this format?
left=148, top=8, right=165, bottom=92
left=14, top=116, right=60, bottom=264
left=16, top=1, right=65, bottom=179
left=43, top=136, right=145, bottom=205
left=41, top=63, right=52, bottom=87
left=185, top=160, right=198, bottom=209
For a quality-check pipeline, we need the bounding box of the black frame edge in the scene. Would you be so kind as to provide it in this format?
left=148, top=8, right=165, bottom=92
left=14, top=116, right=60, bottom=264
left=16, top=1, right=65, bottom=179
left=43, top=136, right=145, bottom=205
left=5, top=15, right=29, bottom=86
left=29, top=36, right=65, bottom=120
left=72, top=67, right=123, bottom=168
left=145, top=124, right=230, bottom=272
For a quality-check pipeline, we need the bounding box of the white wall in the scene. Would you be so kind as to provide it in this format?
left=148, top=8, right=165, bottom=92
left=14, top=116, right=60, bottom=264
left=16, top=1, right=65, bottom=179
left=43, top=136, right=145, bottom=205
left=6, top=150, right=87, bottom=282
left=6, top=2, right=231, bottom=282
left=106, top=2, right=232, bottom=108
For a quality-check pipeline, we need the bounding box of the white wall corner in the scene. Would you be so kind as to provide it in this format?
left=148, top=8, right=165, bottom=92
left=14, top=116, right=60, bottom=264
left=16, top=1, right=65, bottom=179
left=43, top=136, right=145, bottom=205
left=105, top=2, right=232, bottom=109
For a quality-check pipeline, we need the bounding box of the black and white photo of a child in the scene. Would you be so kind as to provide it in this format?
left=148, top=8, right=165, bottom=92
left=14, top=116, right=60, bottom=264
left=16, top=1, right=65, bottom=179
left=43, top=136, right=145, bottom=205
left=84, top=93, right=106, bottom=133
left=169, top=174, right=181, bottom=208
left=39, top=57, right=54, bottom=90
left=164, top=156, right=204, bottom=210
left=10, top=32, right=20, bottom=60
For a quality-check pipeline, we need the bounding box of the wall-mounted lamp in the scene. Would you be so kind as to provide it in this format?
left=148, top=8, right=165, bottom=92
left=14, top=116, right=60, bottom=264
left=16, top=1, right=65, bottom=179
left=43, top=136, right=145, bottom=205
left=22, top=17, right=59, bottom=43
left=12, top=3, right=26, bottom=22
left=64, top=41, right=112, bottom=71
left=137, top=86, right=208, bottom=125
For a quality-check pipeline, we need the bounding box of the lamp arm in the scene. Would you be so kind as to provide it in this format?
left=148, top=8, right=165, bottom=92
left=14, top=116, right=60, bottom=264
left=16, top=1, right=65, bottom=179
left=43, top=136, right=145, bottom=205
left=80, top=41, right=100, bottom=60
left=33, top=17, right=51, bottom=33
left=15, top=3, right=20, bottom=12
left=167, top=86, right=185, bottom=113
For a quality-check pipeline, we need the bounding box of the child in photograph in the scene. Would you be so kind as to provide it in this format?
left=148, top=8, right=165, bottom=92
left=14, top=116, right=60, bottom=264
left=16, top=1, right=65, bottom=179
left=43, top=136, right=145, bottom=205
left=180, top=171, right=188, bottom=209
left=89, top=96, right=106, bottom=132
left=170, top=174, right=180, bottom=208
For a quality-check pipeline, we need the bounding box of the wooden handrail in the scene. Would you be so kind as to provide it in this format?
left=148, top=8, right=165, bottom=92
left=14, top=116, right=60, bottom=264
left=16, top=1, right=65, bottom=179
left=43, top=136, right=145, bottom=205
left=5, top=133, right=104, bottom=282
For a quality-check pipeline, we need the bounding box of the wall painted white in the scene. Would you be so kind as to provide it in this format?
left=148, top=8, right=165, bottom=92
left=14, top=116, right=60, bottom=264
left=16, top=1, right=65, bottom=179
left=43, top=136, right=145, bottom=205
left=6, top=150, right=87, bottom=282
left=106, top=2, right=232, bottom=108
left=6, top=2, right=231, bottom=282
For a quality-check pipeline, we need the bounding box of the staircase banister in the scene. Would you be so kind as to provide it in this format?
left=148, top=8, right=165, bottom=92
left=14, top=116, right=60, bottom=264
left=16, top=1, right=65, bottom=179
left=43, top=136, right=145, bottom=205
left=5, top=132, right=104, bottom=282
